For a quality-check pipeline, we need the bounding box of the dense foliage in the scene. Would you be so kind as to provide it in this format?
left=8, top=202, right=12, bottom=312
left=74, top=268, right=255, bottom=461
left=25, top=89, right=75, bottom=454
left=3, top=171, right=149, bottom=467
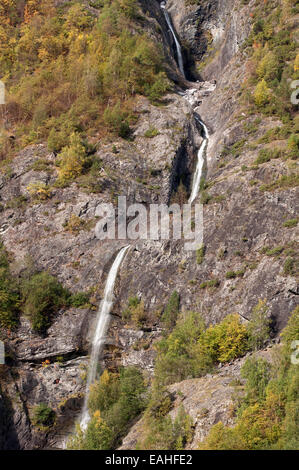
left=137, top=399, right=194, bottom=450
left=153, top=308, right=269, bottom=387
left=0, top=0, right=169, bottom=162
left=32, top=402, right=56, bottom=428
left=0, top=243, right=20, bottom=329
left=21, top=271, right=71, bottom=333
left=199, top=306, right=299, bottom=450
left=68, top=366, right=147, bottom=449
left=0, top=242, right=90, bottom=333
left=241, top=0, right=298, bottom=155
left=161, top=290, right=180, bottom=331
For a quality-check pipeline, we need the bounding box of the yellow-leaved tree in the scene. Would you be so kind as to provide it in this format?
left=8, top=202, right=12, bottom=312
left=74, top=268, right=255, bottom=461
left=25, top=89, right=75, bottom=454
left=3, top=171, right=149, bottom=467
left=57, top=133, right=87, bottom=182
left=254, top=79, right=271, bottom=107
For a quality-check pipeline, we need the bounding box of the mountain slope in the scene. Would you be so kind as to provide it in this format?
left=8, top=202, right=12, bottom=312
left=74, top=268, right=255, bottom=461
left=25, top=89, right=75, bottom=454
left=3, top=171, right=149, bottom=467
left=0, top=0, right=298, bottom=450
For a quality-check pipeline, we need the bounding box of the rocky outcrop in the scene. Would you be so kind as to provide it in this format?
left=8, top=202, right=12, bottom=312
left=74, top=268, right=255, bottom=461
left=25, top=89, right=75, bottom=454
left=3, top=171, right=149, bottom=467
left=119, top=347, right=276, bottom=449
left=12, top=308, right=89, bottom=362
left=166, top=0, right=252, bottom=80
left=0, top=91, right=200, bottom=449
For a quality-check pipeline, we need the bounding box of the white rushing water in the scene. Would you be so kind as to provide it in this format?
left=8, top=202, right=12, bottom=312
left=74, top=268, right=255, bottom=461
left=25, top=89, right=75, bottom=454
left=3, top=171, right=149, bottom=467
left=160, top=3, right=209, bottom=203
left=78, top=5, right=209, bottom=436
left=80, top=245, right=130, bottom=430
left=188, top=117, right=209, bottom=204
left=161, top=2, right=185, bottom=78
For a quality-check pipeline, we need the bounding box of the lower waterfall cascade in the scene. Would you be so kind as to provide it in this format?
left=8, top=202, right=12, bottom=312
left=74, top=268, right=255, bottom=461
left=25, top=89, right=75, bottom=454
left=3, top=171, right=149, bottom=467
left=79, top=245, right=131, bottom=430
left=78, top=3, right=209, bottom=436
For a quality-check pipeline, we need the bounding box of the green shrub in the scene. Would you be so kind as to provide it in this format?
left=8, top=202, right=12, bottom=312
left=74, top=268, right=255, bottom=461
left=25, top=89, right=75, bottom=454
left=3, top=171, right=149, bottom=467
left=260, top=174, right=299, bottom=191
left=0, top=282, right=20, bottom=330
left=287, top=134, right=299, bottom=159
left=200, top=307, right=299, bottom=450
left=257, top=51, right=281, bottom=82
left=247, top=300, right=271, bottom=351
left=155, top=312, right=206, bottom=385
left=199, top=279, right=220, bottom=289
left=280, top=306, right=299, bottom=348
left=63, top=214, right=86, bottom=233
left=139, top=404, right=193, bottom=450
left=198, top=314, right=249, bottom=364
left=70, top=366, right=146, bottom=449
left=284, top=256, right=295, bottom=275
left=103, top=102, right=131, bottom=138
left=283, top=218, right=298, bottom=228
left=21, top=271, right=70, bottom=333
left=254, top=79, right=271, bottom=107
left=57, top=133, right=87, bottom=182
left=68, top=412, right=113, bottom=450
left=200, top=190, right=212, bottom=205
left=27, top=182, right=52, bottom=201
left=32, top=403, right=56, bottom=427
left=196, top=244, right=205, bottom=265
left=144, top=127, right=160, bottom=138
left=241, top=357, right=272, bottom=402
left=264, top=246, right=284, bottom=256
left=146, top=71, right=170, bottom=104
left=254, top=147, right=284, bottom=165
left=161, top=290, right=180, bottom=331
left=0, top=243, right=20, bottom=329
left=225, top=271, right=237, bottom=279
left=122, top=296, right=146, bottom=326
left=69, top=292, right=90, bottom=308
left=47, top=119, right=78, bottom=153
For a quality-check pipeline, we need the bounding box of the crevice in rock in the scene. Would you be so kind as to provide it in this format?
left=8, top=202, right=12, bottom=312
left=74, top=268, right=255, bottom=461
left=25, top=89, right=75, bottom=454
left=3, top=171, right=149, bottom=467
left=167, top=138, right=193, bottom=204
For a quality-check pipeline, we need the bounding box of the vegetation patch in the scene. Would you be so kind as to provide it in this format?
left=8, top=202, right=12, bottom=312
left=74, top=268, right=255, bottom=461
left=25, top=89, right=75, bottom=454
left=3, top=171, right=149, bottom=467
left=199, top=307, right=299, bottom=450
left=68, top=367, right=147, bottom=450
left=0, top=0, right=170, bottom=162
left=283, top=218, right=298, bottom=228
left=196, top=244, right=205, bottom=265
left=32, top=403, right=56, bottom=428
left=122, top=296, right=146, bottom=327
left=200, top=279, right=220, bottom=289
left=144, top=127, right=160, bottom=138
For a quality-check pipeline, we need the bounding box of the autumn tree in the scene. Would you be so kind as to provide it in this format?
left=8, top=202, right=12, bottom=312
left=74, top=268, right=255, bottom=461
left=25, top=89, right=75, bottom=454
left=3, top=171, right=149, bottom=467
left=254, top=79, right=271, bottom=107
left=247, top=299, right=271, bottom=351
left=57, top=133, right=87, bottom=182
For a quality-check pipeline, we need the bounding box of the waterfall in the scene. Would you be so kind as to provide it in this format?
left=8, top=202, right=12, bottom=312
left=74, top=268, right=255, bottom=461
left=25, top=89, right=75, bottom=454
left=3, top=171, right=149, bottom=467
left=160, top=3, right=210, bottom=204
left=161, top=2, right=185, bottom=78
left=188, top=117, right=209, bottom=204
left=80, top=245, right=130, bottom=430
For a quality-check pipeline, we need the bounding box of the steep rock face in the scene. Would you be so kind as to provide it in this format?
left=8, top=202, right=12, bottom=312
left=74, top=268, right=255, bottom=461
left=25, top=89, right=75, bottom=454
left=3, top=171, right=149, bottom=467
left=119, top=347, right=275, bottom=449
left=0, top=0, right=298, bottom=449
left=166, top=0, right=252, bottom=80
left=112, top=0, right=298, bottom=335
left=0, top=93, right=200, bottom=448
left=111, top=0, right=298, bottom=446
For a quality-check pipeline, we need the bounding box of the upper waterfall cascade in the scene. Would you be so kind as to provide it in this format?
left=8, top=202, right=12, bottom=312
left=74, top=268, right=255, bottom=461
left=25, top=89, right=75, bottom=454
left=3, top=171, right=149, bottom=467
left=161, top=2, right=185, bottom=78
left=160, top=2, right=209, bottom=204
left=80, top=245, right=130, bottom=430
